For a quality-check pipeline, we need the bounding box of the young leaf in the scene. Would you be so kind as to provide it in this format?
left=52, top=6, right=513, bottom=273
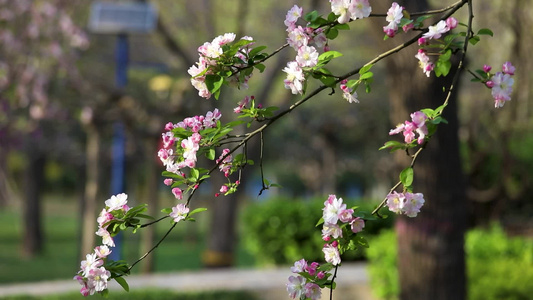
left=114, top=276, right=130, bottom=292
left=188, top=207, right=207, bottom=217
left=400, top=167, right=414, bottom=187
left=477, top=28, right=493, bottom=37
left=359, top=64, right=373, bottom=75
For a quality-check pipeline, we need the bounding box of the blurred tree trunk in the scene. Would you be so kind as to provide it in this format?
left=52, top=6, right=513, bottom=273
left=22, top=139, right=45, bottom=257
left=374, top=1, right=468, bottom=299
left=140, top=136, right=160, bottom=273
left=80, top=123, right=100, bottom=258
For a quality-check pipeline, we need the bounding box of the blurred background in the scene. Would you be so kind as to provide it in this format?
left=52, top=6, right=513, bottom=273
left=0, top=0, right=531, bottom=299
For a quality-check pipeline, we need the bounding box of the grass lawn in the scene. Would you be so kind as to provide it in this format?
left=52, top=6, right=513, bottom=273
left=0, top=194, right=255, bottom=284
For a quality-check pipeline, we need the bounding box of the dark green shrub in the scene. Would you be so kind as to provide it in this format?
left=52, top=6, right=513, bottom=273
left=240, top=197, right=394, bottom=266
left=367, top=225, right=533, bottom=300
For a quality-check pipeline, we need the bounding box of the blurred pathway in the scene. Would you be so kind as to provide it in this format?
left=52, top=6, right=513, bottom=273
left=0, top=262, right=374, bottom=300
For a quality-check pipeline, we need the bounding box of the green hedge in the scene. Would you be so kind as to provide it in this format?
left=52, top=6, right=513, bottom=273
left=240, top=197, right=394, bottom=266
left=367, top=225, right=533, bottom=300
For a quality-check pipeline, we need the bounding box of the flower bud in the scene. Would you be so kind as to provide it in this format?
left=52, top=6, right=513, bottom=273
left=485, top=80, right=494, bottom=88
left=417, top=37, right=427, bottom=46
left=446, top=17, right=458, bottom=30
left=483, top=64, right=492, bottom=73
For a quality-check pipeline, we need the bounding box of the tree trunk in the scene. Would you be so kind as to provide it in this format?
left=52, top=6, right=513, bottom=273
left=80, top=123, right=100, bottom=258
left=372, top=1, right=468, bottom=299
left=22, top=145, right=45, bottom=257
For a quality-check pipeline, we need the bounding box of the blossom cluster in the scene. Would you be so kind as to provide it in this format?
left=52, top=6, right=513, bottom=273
left=383, top=2, right=405, bottom=37
left=75, top=193, right=130, bottom=296
left=340, top=79, right=358, bottom=103
left=96, top=193, right=130, bottom=247
left=287, top=259, right=325, bottom=300
left=385, top=191, right=425, bottom=217
left=415, top=17, right=458, bottom=77
left=330, top=0, right=372, bottom=24
left=74, top=246, right=112, bottom=296
left=322, top=195, right=365, bottom=265
left=389, top=110, right=428, bottom=145
left=484, top=62, right=515, bottom=108
left=159, top=109, right=222, bottom=199
left=188, top=33, right=254, bottom=98
left=283, top=5, right=327, bottom=95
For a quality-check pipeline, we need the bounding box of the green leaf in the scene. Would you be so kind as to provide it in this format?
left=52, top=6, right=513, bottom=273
left=420, top=108, right=435, bottom=118
left=206, top=148, right=215, bottom=160
left=161, top=207, right=172, bottom=214
left=379, top=140, right=405, bottom=152
left=190, top=168, right=200, bottom=181
left=205, top=74, right=223, bottom=94
left=316, top=217, right=325, bottom=227
left=359, top=64, right=373, bottom=75
left=400, top=167, right=414, bottom=188
left=335, top=23, right=350, bottom=30
left=359, top=71, right=373, bottom=80
left=325, top=27, right=338, bottom=39
left=249, top=45, right=267, bottom=58
left=254, top=63, right=266, bottom=73
left=477, top=28, right=493, bottom=37
left=469, top=35, right=481, bottom=45
left=304, top=10, right=319, bottom=22
left=188, top=207, right=207, bottom=217
left=319, top=76, right=336, bottom=88
left=318, top=51, right=343, bottom=62
left=114, top=276, right=130, bottom=292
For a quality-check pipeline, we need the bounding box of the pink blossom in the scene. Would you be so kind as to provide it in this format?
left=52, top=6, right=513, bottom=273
left=423, top=20, right=449, bottom=40
left=94, top=245, right=111, bottom=259
left=290, top=258, right=308, bottom=273
left=349, top=0, right=372, bottom=20
left=287, top=275, right=306, bottom=299
left=415, top=49, right=434, bottom=77
left=340, top=79, right=359, bottom=104
left=317, top=271, right=326, bottom=279
left=283, top=61, right=305, bottom=94
left=87, top=266, right=110, bottom=292
left=219, top=185, right=229, bottom=194
left=445, top=17, right=458, bottom=30
left=491, top=72, right=514, bottom=108
left=96, top=228, right=115, bottom=247
left=323, top=244, right=341, bottom=265
left=483, top=65, right=492, bottom=73
left=322, top=195, right=346, bottom=224
left=164, top=178, right=173, bottom=186
left=418, top=37, right=427, bottom=46
left=97, top=209, right=113, bottom=228
left=304, top=283, right=322, bottom=300
left=296, top=45, right=319, bottom=68
left=169, top=203, right=189, bottom=223
left=172, top=188, right=183, bottom=200
left=402, top=23, right=414, bottom=33
left=502, top=61, right=515, bottom=75
left=330, top=0, right=351, bottom=24
left=285, top=5, right=303, bottom=29
left=383, top=2, right=404, bottom=37
left=104, top=193, right=128, bottom=211
left=386, top=191, right=405, bottom=214
left=338, top=208, right=354, bottom=223
left=287, top=25, right=309, bottom=50
left=350, top=217, right=365, bottom=233
left=306, top=262, right=319, bottom=276
left=234, top=95, right=253, bottom=113
left=403, top=192, right=425, bottom=217
left=485, top=80, right=494, bottom=88
left=322, top=222, right=342, bottom=239
left=80, top=253, right=102, bottom=277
